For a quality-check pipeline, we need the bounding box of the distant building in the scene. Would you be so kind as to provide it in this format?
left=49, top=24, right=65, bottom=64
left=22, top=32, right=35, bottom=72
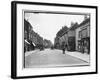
left=43, top=39, right=53, bottom=48
left=59, top=31, right=68, bottom=49
left=75, top=18, right=90, bottom=54
left=36, top=35, right=44, bottom=49
left=54, top=37, right=60, bottom=49
left=54, top=26, right=69, bottom=49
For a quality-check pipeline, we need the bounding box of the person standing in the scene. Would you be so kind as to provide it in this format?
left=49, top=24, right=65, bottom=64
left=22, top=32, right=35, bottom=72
left=62, top=42, right=66, bottom=54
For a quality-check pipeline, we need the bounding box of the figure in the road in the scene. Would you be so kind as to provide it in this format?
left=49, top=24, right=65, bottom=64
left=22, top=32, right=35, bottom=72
left=62, top=42, right=66, bottom=54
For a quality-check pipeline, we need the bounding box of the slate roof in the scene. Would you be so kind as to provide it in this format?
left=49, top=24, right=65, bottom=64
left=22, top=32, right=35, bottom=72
left=77, top=18, right=90, bottom=28
left=69, top=23, right=78, bottom=30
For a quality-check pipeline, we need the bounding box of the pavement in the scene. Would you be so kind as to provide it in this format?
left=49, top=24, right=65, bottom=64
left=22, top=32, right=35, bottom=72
left=65, top=51, right=90, bottom=63
left=25, top=49, right=90, bottom=68
left=25, top=49, right=40, bottom=57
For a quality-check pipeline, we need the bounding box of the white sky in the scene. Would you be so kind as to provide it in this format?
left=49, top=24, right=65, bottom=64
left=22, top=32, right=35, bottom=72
left=25, top=13, right=85, bottom=44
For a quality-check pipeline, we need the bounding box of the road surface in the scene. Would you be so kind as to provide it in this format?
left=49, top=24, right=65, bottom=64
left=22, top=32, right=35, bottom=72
left=25, top=49, right=89, bottom=68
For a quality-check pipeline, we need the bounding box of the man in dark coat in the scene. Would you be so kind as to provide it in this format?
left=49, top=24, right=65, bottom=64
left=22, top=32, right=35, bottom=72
left=62, top=42, right=66, bottom=54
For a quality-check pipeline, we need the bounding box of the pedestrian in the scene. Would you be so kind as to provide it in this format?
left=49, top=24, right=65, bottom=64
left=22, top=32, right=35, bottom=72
left=62, top=42, right=66, bottom=54
left=63, top=47, right=65, bottom=54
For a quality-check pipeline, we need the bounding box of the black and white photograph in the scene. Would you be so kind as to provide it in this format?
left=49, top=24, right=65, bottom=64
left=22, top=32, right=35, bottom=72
left=24, top=11, right=90, bottom=68
left=11, top=1, right=97, bottom=79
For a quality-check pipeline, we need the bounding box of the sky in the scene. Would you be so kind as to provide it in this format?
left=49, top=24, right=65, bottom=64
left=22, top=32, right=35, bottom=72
left=25, top=12, right=85, bottom=44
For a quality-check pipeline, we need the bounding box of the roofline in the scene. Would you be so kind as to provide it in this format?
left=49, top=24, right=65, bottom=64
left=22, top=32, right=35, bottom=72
left=77, top=18, right=90, bottom=28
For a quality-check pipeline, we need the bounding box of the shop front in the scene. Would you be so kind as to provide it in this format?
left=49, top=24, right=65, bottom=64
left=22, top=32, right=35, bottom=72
left=78, top=37, right=90, bottom=54
left=24, top=40, right=35, bottom=53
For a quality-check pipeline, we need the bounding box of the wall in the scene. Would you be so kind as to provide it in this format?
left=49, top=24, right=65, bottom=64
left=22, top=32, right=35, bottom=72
left=0, top=0, right=99, bottom=80
left=68, top=30, right=75, bottom=37
left=76, top=26, right=81, bottom=50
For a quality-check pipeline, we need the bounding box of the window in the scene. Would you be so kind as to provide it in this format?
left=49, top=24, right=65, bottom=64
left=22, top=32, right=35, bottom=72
left=81, top=28, right=87, bottom=38
left=79, top=31, right=81, bottom=38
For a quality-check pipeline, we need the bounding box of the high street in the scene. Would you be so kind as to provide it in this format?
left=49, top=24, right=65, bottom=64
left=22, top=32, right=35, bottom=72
left=25, top=49, right=89, bottom=68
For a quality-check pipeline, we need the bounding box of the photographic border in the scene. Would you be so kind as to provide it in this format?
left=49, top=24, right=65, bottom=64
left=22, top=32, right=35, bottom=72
left=11, top=1, right=98, bottom=79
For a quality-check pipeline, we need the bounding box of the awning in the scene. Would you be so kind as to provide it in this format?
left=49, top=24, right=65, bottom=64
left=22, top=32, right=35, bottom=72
left=25, top=40, right=36, bottom=46
left=32, top=42, right=36, bottom=46
left=25, top=40, right=30, bottom=44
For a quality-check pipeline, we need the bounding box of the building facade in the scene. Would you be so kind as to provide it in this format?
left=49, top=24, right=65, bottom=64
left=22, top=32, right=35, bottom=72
left=59, top=32, right=68, bottom=50
left=67, top=23, right=78, bottom=51
left=43, top=39, right=53, bottom=48
left=75, top=18, right=90, bottom=54
left=54, top=37, right=60, bottom=49
left=24, top=19, right=44, bottom=52
left=54, top=26, right=69, bottom=50
left=24, top=19, right=34, bottom=52
left=54, top=23, right=79, bottom=51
